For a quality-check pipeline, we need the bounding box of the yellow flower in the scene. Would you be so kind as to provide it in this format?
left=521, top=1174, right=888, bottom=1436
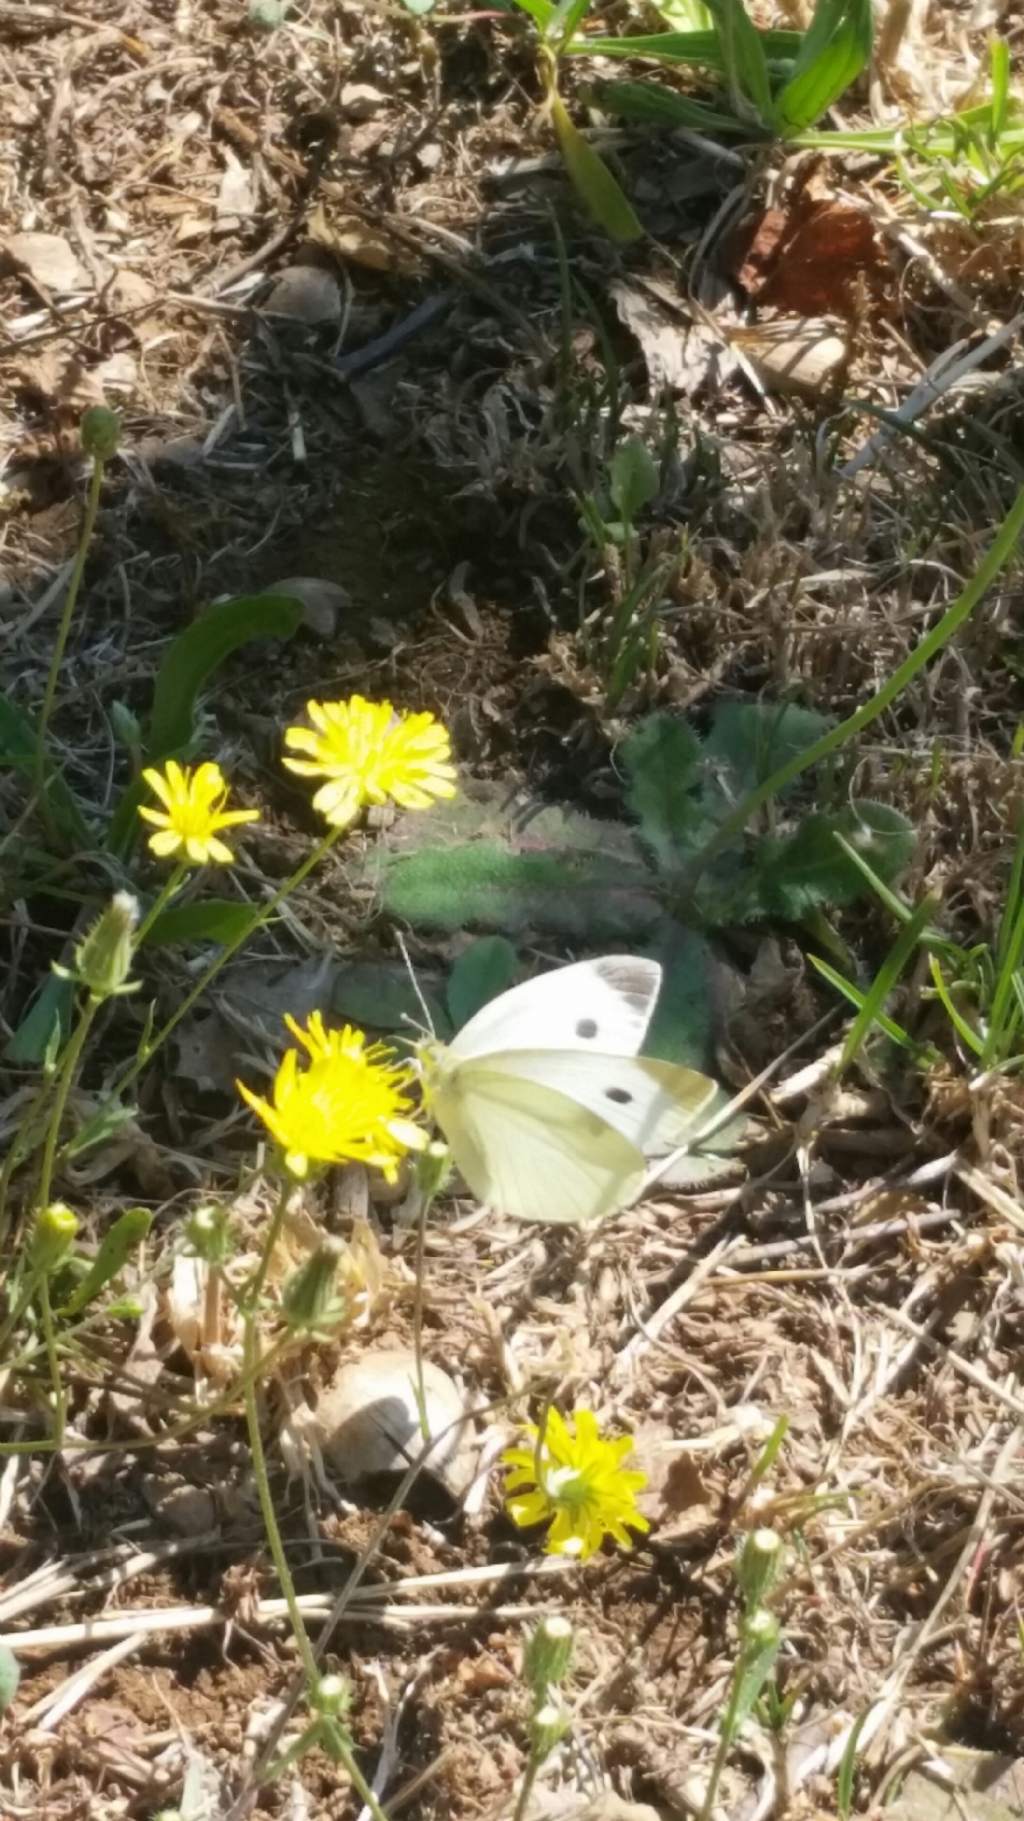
left=502, top=1407, right=649, bottom=1561
left=237, top=1010, right=426, bottom=1181
left=283, top=694, right=457, bottom=829
left=139, top=761, right=258, bottom=865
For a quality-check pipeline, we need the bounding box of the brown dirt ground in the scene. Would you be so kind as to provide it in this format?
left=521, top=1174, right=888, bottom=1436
left=2, top=1, right=1024, bottom=1818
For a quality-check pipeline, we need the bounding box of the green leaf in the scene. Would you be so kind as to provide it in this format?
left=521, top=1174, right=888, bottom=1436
left=750, top=801, right=915, bottom=919
left=147, top=594, right=303, bottom=760
left=0, top=1646, right=20, bottom=1714
left=595, top=78, right=750, bottom=134
left=771, top=0, right=872, bottom=134
left=60, top=1207, right=153, bottom=1317
left=63, top=1099, right=140, bottom=1159
left=609, top=437, right=659, bottom=527
left=621, top=713, right=704, bottom=870
left=143, top=900, right=261, bottom=949
left=330, top=959, right=450, bottom=1041
left=567, top=28, right=802, bottom=67
left=381, top=842, right=663, bottom=939
left=106, top=593, right=303, bottom=855
left=505, top=0, right=557, bottom=25
left=0, top=692, right=91, bottom=846
left=654, top=0, right=712, bottom=24
left=3, top=974, right=74, bottom=1064
left=447, top=937, right=520, bottom=1031
left=702, top=700, right=834, bottom=807
left=642, top=918, right=718, bottom=1068
left=705, top=0, right=772, bottom=122
left=550, top=93, right=644, bottom=242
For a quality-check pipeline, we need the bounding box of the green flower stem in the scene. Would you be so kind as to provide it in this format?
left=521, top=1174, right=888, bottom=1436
left=36, top=997, right=100, bottom=1217
left=243, top=1178, right=291, bottom=1316
left=324, top=1734, right=391, bottom=1821
left=37, top=1276, right=66, bottom=1447
left=683, top=486, right=1024, bottom=899
left=134, top=860, right=189, bottom=947
left=241, top=1310, right=319, bottom=1685
left=512, top=1752, right=542, bottom=1821
left=84, top=825, right=343, bottom=1129
left=33, top=453, right=106, bottom=840
left=411, top=1183, right=440, bottom=1444
left=0, top=1079, right=52, bottom=1253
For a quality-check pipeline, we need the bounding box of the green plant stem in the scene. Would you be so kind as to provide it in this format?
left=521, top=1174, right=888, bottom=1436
left=37, top=1276, right=66, bottom=1447
left=512, top=1750, right=542, bottom=1821
left=411, top=1183, right=439, bottom=1443
left=242, top=1311, right=319, bottom=1683
left=134, top=860, right=189, bottom=947
left=0, top=1078, right=52, bottom=1253
left=85, top=826, right=342, bottom=1126
left=33, top=454, right=105, bottom=840
left=35, top=997, right=99, bottom=1215
left=684, top=487, right=1024, bottom=899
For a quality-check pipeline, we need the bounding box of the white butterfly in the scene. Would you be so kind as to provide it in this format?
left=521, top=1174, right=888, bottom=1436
left=417, top=955, right=717, bottom=1225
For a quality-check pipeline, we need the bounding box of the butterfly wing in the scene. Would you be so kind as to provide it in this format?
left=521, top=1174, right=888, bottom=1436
left=467, top=1050, right=718, bottom=1154
left=431, top=1068, right=646, bottom=1225
left=446, top=955, right=661, bottom=1064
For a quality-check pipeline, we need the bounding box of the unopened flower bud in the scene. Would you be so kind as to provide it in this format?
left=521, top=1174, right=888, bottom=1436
left=69, top=892, right=139, bottom=1002
left=531, top=1699, right=570, bottom=1761
left=80, top=404, right=120, bottom=459
left=736, top=1527, right=784, bottom=1613
left=314, top=1673, right=350, bottom=1717
left=414, top=1140, right=452, bottom=1200
left=524, top=1616, right=573, bottom=1701
left=31, top=1202, right=79, bottom=1272
left=281, top=1236, right=346, bottom=1333
left=185, top=1202, right=233, bottom=1266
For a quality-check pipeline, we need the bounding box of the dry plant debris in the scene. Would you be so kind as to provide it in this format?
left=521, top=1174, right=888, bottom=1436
left=2, top=0, right=1024, bottom=1818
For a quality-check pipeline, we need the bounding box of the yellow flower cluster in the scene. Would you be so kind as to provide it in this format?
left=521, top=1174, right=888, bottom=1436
left=137, top=696, right=455, bottom=1183
left=502, top=1407, right=649, bottom=1561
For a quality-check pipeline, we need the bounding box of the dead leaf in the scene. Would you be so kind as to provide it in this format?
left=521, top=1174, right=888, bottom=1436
left=306, top=201, right=419, bottom=276
left=885, top=1758, right=1024, bottom=1821
left=340, top=81, right=388, bottom=119
left=216, top=150, right=257, bottom=223
left=610, top=277, right=728, bottom=396
left=3, top=231, right=90, bottom=292
left=731, top=316, right=850, bottom=400
left=257, top=575, right=350, bottom=637
left=730, top=187, right=890, bottom=319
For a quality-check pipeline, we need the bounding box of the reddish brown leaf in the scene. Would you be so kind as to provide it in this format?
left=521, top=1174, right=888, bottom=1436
left=730, top=195, right=891, bottom=320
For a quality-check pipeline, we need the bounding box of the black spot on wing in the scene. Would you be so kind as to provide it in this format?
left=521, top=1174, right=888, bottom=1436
left=605, top=1086, right=633, bottom=1105
left=575, top=1018, right=599, bottom=1039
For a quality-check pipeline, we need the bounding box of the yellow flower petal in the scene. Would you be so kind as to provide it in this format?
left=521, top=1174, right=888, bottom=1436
left=500, top=1407, right=648, bottom=1562
left=138, top=760, right=258, bottom=868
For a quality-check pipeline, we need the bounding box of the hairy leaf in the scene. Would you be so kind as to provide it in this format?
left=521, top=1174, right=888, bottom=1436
left=381, top=842, right=662, bottom=939
left=610, top=437, right=659, bottom=526
left=3, top=975, right=73, bottom=1064
left=0, top=1646, right=19, bottom=1714
left=447, top=936, right=520, bottom=1031
left=705, top=0, right=772, bottom=121
left=622, top=712, right=705, bottom=870
left=702, top=699, right=834, bottom=807
left=642, top=917, right=719, bottom=1069
left=744, top=800, right=915, bottom=919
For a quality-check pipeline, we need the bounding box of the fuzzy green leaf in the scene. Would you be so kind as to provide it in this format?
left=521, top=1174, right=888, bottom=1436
left=747, top=801, right=915, bottom=919
left=0, top=1646, right=19, bottom=1713
left=3, top=974, right=74, bottom=1065
left=381, top=842, right=662, bottom=939
left=60, top=1207, right=153, bottom=1317
left=622, top=712, right=705, bottom=870
left=702, top=700, right=834, bottom=808
left=447, top=937, right=520, bottom=1031
left=610, top=438, right=659, bottom=527
left=705, top=0, right=772, bottom=120
left=642, top=918, right=719, bottom=1069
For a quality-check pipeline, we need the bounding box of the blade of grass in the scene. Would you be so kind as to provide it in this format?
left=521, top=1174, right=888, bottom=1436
left=550, top=91, right=644, bottom=240
left=566, top=28, right=802, bottom=67
left=839, top=894, right=937, bottom=1074
left=809, top=954, right=924, bottom=1053
left=704, top=0, right=772, bottom=121
left=595, top=78, right=751, bottom=134
left=772, top=0, right=872, bottom=134
left=928, top=955, right=986, bottom=1057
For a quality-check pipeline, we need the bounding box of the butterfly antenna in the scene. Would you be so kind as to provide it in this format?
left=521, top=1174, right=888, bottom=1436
left=396, top=930, right=435, bottom=1038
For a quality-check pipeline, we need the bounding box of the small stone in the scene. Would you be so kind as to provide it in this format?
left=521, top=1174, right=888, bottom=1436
left=340, top=82, right=387, bottom=119
left=3, top=231, right=89, bottom=292
left=311, top=1348, right=473, bottom=1493
left=264, top=264, right=341, bottom=324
